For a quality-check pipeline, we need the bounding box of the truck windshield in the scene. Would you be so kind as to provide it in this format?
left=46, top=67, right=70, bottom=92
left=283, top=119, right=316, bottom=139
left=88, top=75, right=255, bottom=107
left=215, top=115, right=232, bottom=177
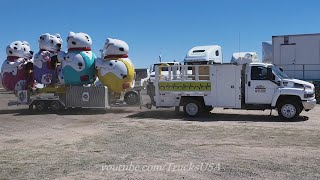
left=270, top=65, right=290, bottom=79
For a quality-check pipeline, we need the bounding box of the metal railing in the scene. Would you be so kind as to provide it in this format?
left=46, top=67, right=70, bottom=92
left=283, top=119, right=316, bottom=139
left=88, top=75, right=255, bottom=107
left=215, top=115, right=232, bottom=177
left=155, top=65, right=211, bottom=82
left=276, top=64, right=320, bottom=81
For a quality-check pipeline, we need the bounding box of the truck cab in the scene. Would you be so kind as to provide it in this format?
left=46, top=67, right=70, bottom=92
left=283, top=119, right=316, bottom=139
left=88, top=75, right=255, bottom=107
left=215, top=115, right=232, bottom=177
left=245, top=62, right=316, bottom=119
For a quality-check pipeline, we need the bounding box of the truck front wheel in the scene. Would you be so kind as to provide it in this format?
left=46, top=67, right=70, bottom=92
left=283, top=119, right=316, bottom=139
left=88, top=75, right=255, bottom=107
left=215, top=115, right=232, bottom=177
left=278, top=101, right=301, bottom=120
left=183, top=100, right=202, bottom=117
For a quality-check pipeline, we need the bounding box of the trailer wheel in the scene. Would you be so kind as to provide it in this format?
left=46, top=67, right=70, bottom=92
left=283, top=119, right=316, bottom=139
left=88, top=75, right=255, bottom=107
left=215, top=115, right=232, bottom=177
left=278, top=100, right=301, bottom=120
left=183, top=100, right=202, bottom=117
left=50, top=101, right=62, bottom=111
left=35, top=101, right=48, bottom=112
left=124, top=91, right=139, bottom=105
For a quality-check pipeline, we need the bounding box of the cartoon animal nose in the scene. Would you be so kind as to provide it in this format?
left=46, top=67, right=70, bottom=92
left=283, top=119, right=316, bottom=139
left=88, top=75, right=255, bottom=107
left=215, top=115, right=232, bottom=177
left=29, top=51, right=34, bottom=55
left=57, top=43, right=61, bottom=48
left=78, top=62, right=83, bottom=66
left=14, top=47, right=17, bottom=50
left=122, top=75, right=127, bottom=79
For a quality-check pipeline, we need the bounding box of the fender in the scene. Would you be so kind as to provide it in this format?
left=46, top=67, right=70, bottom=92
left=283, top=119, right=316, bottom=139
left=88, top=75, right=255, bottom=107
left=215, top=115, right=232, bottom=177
left=271, top=88, right=304, bottom=107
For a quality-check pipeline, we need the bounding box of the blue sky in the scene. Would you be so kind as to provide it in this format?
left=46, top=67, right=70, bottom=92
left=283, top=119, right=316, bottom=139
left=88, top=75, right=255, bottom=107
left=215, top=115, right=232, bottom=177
left=1, top=0, right=320, bottom=68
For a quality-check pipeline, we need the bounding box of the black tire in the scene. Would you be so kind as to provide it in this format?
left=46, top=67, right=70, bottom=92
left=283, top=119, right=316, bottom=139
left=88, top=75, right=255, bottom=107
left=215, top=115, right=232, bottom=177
left=124, top=91, right=139, bottom=105
left=50, top=101, right=62, bottom=111
left=35, top=101, right=48, bottom=112
left=183, top=99, right=203, bottom=117
left=277, top=100, right=301, bottom=120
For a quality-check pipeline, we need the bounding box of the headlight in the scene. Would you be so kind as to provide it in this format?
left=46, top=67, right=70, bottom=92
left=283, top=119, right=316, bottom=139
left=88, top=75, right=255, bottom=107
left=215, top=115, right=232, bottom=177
left=304, top=85, right=312, bottom=90
left=294, top=83, right=304, bottom=88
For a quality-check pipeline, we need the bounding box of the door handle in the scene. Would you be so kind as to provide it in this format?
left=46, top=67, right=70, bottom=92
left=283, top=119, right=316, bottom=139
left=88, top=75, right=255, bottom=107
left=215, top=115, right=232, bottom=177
left=248, top=81, right=251, bottom=87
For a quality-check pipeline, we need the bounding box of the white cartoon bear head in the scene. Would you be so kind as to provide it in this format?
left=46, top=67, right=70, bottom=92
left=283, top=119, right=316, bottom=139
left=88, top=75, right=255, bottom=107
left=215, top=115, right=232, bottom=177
left=38, top=33, right=62, bottom=53
left=101, top=38, right=129, bottom=57
left=6, top=41, right=33, bottom=59
left=67, top=32, right=92, bottom=50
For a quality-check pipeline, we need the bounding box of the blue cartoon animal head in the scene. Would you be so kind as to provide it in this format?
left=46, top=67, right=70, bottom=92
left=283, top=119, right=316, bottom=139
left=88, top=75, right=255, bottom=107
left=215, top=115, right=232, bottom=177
left=38, top=33, right=62, bottom=53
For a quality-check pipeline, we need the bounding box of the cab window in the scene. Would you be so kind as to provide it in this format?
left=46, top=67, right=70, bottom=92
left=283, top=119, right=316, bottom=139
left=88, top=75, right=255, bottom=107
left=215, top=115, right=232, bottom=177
left=251, top=66, right=268, bottom=80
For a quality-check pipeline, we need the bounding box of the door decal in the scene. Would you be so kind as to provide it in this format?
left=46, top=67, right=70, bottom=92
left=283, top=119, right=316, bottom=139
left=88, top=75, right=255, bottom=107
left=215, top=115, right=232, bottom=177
left=255, top=85, right=266, bottom=93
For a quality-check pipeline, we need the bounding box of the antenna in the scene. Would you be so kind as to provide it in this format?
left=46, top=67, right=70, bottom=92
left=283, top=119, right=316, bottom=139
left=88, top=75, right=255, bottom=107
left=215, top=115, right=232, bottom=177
left=159, top=52, right=162, bottom=62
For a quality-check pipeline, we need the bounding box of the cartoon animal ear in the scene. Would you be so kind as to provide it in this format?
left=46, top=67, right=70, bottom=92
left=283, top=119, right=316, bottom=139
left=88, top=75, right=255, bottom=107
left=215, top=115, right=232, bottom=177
left=105, top=38, right=111, bottom=44
left=22, top=41, right=30, bottom=46
left=68, top=32, right=75, bottom=38
left=55, top=33, right=61, bottom=39
left=39, top=33, right=50, bottom=41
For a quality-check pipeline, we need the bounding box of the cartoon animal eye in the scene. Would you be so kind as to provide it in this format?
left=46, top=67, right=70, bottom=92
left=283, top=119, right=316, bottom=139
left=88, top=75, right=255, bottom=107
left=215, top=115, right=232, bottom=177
left=72, top=41, right=76, bottom=45
left=67, top=37, right=70, bottom=42
left=119, top=48, right=124, bottom=51
left=51, top=40, right=54, bottom=43
left=9, top=50, right=12, bottom=54
left=15, top=43, right=18, bottom=45
left=24, top=48, right=26, bottom=51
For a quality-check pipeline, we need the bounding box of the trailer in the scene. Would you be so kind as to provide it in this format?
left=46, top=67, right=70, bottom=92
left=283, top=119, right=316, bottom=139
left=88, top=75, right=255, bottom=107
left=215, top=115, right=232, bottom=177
left=148, top=59, right=316, bottom=120
left=8, top=85, right=143, bottom=111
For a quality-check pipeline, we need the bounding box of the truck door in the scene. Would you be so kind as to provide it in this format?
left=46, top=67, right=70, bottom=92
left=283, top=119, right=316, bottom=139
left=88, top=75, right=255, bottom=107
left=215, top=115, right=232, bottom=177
left=280, top=44, right=296, bottom=77
left=216, top=66, right=237, bottom=107
left=245, top=66, right=278, bottom=104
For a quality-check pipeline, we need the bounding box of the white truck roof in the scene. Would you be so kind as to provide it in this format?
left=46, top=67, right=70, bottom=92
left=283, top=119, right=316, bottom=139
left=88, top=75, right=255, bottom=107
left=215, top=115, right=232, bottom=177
left=184, top=45, right=222, bottom=63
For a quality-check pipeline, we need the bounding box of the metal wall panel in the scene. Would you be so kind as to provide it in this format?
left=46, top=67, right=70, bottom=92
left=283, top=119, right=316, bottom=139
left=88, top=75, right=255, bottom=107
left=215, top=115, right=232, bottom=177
left=66, top=86, right=109, bottom=108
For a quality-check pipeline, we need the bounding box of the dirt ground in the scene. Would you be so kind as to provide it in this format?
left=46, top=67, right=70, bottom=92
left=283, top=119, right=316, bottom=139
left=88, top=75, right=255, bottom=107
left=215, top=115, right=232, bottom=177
left=0, top=90, right=319, bottom=180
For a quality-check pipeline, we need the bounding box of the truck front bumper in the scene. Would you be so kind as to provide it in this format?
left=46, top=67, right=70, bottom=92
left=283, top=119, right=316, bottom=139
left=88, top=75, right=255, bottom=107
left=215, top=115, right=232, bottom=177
left=302, top=99, right=317, bottom=111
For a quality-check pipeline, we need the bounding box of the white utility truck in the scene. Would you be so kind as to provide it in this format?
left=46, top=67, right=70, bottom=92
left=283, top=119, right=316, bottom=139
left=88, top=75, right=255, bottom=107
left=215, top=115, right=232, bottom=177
left=148, top=58, right=316, bottom=120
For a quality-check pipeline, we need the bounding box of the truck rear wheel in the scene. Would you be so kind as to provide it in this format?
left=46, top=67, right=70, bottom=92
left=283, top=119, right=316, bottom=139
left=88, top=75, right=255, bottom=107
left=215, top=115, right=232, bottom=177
left=35, top=101, right=48, bottom=112
left=278, top=101, right=301, bottom=120
left=183, top=100, right=202, bottom=117
left=50, top=101, right=63, bottom=111
left=124, top=91, right=139, bottom=105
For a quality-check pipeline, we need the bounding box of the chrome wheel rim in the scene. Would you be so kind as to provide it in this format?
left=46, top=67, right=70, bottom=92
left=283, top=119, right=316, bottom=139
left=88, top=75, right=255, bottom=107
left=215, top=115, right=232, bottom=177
left=281, top=104, right=296, bottom=119
left=186, top=103, right=198, bottom=116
